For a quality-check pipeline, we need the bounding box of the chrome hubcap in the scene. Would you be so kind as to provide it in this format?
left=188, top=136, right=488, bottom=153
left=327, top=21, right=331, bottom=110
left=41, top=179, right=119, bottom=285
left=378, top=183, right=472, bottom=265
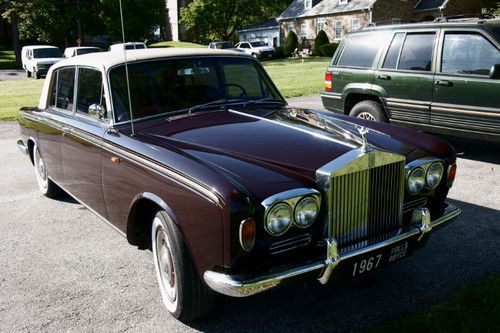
left=34, top=148, right=48, bottom=190
left=357, top=112, right=376, bottom=121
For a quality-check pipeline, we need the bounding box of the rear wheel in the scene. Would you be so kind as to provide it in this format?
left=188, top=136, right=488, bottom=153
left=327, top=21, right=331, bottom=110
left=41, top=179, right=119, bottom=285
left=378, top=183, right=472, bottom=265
left=151, top=211, right=213, bottom=321
left=33, top=143, right=62, bottom=198
left=349, top=100, right=388, bottom=122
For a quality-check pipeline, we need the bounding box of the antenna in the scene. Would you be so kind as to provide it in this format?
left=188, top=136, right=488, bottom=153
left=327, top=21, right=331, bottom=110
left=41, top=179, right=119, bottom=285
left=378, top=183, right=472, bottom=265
left=119, top=0, right=135, bottom=136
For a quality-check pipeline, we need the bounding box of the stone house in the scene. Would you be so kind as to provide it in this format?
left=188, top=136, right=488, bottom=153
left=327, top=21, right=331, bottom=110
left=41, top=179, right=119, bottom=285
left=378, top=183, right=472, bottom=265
left=278, top=0, right=498, bottom=48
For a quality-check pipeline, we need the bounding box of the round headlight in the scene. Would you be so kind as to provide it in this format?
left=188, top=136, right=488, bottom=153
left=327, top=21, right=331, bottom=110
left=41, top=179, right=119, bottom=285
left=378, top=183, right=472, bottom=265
left=407, top=167, right=425, bottom=194
left=426, top=162, right=444, bottom=189
left=294, top=197, right=320, bottom=228
left=265, top=203, right=293, bottom=236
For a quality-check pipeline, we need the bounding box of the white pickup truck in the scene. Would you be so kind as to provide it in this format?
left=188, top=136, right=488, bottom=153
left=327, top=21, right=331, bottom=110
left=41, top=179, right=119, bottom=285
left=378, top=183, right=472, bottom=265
left=21, top=45, right=63, bottom=79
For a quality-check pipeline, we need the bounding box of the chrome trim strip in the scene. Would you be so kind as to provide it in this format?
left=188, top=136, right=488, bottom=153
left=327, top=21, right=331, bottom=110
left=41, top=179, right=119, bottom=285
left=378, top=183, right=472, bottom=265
left=387, top=101, right=430, bottom=110
left=204, top=203, right=460, bottom=297
left=16, top=140, right=29, bottom=155
left=261, top=188, right=320, bottom=209
left=321, top=93, right=342, bottom=100
left=386, top=98, right=430, bottom=106
left=432, top=104, right=500, bottom=118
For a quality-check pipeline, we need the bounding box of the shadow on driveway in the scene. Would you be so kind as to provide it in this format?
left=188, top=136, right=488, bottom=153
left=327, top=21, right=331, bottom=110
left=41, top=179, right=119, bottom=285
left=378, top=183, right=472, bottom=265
left=438, top=135, right=500, bottom=165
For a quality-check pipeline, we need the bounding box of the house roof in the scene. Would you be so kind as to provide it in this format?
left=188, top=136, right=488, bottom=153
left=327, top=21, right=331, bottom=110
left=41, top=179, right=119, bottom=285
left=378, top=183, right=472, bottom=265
left=414, top=0, right=448, bottom=12
left=278, top=0, right=376, bottom=20
left=238, top=19, right=279, bottom=33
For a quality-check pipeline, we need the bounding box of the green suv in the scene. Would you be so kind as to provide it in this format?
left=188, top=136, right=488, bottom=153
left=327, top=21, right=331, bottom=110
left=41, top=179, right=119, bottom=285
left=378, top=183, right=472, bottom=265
left=321, top=16, right=500, bottom=141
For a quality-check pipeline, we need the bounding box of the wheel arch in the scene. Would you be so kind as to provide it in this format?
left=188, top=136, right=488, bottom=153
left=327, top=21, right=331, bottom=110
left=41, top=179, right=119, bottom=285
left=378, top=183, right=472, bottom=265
left=27, top=137, right=36, bottom=166
left=126, top=192, right=180, bottom=249
left=344, top=92, right=387, bottom=118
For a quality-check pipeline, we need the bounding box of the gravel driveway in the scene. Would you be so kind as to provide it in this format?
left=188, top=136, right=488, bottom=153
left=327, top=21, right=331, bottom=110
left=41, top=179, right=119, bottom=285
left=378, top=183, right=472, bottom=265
left=0, top=113, right=499, bottom=332
left=0, top=69, right=28, bottom=81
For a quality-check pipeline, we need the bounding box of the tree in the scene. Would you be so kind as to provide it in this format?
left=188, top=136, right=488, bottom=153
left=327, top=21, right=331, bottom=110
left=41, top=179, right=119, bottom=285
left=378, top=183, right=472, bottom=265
left=180, top=0, right=292, bottom=44
left=482, top=2, right=500, bottom=15
left=284, top=30, right=298, bottom=56
left=313, top=29, right=329, bottom=56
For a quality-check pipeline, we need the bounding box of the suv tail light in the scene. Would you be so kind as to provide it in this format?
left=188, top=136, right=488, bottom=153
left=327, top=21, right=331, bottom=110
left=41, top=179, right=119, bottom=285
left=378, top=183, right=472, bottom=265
left=324, top=71, right=332, bottom=92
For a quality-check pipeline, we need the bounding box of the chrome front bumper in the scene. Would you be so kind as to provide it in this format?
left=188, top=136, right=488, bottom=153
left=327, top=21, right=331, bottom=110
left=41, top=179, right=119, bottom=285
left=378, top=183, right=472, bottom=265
left=204, top=203, right=461, bottom=297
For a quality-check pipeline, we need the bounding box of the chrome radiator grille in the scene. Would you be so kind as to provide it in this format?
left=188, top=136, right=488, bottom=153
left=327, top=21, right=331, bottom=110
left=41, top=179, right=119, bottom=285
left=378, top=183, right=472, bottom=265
left=324, top=151, right=405, bottom=249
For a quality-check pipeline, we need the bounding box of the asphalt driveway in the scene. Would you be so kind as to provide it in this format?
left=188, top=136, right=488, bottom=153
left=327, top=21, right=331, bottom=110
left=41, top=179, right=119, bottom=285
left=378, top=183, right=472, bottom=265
left=0, top=118, right=499, bottom=332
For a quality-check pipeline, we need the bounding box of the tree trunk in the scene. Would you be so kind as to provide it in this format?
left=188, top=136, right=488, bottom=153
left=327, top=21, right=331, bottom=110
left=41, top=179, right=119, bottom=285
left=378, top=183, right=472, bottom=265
left=11, top=12, right=21, bottom=66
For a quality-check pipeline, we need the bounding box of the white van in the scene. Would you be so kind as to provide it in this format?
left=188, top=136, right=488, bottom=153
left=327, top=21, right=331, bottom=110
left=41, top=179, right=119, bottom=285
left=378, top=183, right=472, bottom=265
left=21, top=45, right=63, bottom=79
left=63, top=46, right=101, bottom=58
left=109, top=42, right=147, bottom=51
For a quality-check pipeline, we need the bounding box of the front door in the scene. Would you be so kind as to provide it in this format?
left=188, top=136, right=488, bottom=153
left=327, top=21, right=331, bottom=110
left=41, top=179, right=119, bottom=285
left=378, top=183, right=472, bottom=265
left=375, top=31, right=438, bottom=124
left=431, top=30, right=500, bottom=136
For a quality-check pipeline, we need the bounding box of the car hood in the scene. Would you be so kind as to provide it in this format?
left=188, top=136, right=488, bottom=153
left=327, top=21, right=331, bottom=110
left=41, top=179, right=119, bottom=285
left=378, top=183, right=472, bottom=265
left=255, top=46, right=275, bottom=52
left=135, top=107, right=448, bottom=199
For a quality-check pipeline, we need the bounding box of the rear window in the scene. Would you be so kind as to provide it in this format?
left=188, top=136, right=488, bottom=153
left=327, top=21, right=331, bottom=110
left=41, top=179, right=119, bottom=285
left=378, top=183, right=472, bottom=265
left=337, top=32, right=386, bottom=68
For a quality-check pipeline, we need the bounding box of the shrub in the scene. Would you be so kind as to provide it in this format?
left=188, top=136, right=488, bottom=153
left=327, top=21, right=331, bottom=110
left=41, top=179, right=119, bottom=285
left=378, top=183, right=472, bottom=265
left=284, top=31, right=298, bottom=56
left=274, top=46, right=285, bottom=59
left=313, top=30, right=329, bottom=56
left=319, top=43, right=340, bottom=58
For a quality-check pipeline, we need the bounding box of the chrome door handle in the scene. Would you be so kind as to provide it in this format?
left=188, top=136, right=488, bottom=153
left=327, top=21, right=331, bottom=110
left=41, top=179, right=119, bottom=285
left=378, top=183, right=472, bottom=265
left=377, top=75, right=391, bottom=80
left=436, top=80, right=453, bottom=87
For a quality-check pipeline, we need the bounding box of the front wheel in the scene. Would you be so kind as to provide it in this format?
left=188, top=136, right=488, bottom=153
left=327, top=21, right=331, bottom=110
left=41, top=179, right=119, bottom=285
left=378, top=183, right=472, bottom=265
left=151, top=211, right=213, bottom=321
left=349, top=100, right=388, bottom=122
left=33, top=143, right=62, bottom=198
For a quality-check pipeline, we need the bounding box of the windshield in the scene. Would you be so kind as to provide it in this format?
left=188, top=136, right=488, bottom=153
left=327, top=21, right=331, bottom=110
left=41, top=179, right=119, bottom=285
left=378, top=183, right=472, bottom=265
left=77, top=48, right=101, bottom=55
left=490, top=26, right=500, bottom=41
left=110, top=57, right=282, bottom=123
left=250, top=41, right=267, bottom=47
left=33, top=48, right=62, bottom=58
left=216, top=42, right=235, bottom=49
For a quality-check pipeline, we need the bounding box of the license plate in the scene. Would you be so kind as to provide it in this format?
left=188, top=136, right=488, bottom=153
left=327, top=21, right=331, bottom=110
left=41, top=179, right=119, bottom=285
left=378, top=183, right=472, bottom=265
left=344, top=239, right=414, bottom=278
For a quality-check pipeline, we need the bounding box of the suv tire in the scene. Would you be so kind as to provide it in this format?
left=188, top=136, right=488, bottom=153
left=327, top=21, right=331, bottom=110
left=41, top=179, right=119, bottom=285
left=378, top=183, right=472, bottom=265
left=349, top=100, right=387, bottom=122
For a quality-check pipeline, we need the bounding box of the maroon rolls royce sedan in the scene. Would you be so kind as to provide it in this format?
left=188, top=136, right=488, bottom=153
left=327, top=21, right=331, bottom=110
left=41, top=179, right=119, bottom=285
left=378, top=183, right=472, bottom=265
left=17, top=48, right=461, bottom=321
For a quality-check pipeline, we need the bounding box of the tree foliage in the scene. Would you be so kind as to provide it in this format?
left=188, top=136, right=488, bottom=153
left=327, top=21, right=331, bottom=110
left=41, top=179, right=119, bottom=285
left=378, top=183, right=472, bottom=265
left=0, top=0, right=164, bottom=47
left=482, top=2, right=500, bottom=15
left=313, top=29, right=329, bottom=56
left=180, top=0, right=292, bottom=44
left=284, top=30, right=298, bottom=56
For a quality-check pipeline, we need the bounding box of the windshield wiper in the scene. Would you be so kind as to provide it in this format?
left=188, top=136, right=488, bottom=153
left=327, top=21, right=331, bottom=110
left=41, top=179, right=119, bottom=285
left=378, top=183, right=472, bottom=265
left=243, top=97, right=286, bottom=107
left=166, top=98, right=244, bottom=120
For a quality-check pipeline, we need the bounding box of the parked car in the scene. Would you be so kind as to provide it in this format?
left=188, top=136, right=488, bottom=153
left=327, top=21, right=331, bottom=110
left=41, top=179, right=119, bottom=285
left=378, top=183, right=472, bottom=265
left=235, top=41, right=275, bottom=59
left=17, top=48, right=460, bottom=321
left=21, top=45, right=63, bottom=79
left=63, top=46, right=101, bottom=58
left=321, top=15, right=500, bottom=142
left=109, top=42, right=147, bottom=51
left=208, top=41, right=243, bottom=52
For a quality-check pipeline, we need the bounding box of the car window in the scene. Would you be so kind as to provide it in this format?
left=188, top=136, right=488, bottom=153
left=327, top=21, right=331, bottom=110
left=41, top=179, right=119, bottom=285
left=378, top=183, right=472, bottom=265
left=441, top=32, right=499, bottom=76
left=250, top=41, right=266, bottom=47
left=383, top=33, right=405, bottom=69
left=77, top=48, right=100, bottom=56
left=337, top=32, right=386, bottom=68
left=76, top=68, right=106, bottom=117
left=398, top=33, right=435, bottom=71
left=54, top=68, right=76, bottom=111
left=240, top=43, right=250, bottom=49
left=33, top=48, right=62, bottom=58
left=135, top=44, right=146, bottom=49
left=125, top=44, right=134, bottom=50
left=109, top=57, right=280, bottom=122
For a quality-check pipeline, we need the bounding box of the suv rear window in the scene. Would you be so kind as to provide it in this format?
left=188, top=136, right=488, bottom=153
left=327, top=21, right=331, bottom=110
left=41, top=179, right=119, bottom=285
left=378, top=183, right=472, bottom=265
left=337, top=33, right=386, bottom=68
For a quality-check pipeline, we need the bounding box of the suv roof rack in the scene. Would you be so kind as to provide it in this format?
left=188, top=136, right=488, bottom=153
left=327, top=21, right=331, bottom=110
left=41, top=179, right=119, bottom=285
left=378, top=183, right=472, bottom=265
left=433, top=14, right=496, bottom=23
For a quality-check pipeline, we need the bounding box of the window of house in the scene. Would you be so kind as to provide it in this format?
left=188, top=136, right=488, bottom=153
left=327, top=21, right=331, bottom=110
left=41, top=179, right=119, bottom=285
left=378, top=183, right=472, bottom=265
left=305, top=0, right=312, bottom=10
left=287, top=24, right=294, bottom=34
left=54, top=67, right=76, bottom=111
left=301, top=23, right=308, bottom=39
left=337, top=32, right=385, bottom=68
left=441, top=32, right=499, bottom=76
left=335, top=21, right=342, bottom=39
left=76, top=68, right=105, bottom=118
left=352, top=18, right=361, bottom=31
left=317, top=18, right=326, bottom=33
left=398, top=33, right=435, bottom=71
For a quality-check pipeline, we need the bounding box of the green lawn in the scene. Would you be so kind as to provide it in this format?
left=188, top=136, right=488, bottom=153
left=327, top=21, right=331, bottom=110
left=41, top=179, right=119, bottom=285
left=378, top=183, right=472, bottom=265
left=369, top=273, right=500, bottom=333
left=262, top=57, right=330, bottom=98
left=0, top=80, right=44, bottom=121
left=0, top=50, right=20, bottom=70
left=149, top=41, right=205, bottom=48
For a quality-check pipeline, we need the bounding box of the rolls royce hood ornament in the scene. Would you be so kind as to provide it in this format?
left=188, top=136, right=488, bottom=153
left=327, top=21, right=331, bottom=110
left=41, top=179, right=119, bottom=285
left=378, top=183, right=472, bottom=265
left=356, top=125, right=370, bottom=153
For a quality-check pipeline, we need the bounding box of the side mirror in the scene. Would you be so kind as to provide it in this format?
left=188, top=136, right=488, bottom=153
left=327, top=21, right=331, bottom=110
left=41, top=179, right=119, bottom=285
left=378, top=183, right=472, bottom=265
left=490, top=64, right=500, bottom=79
left=88, top=104, right=106, bottom=120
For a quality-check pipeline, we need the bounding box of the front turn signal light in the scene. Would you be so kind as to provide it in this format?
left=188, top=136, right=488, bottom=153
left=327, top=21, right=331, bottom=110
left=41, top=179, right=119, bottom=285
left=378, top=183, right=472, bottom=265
left=239, top=218, right=255, bottom=252
left=447, top=164, right=457, bottom=188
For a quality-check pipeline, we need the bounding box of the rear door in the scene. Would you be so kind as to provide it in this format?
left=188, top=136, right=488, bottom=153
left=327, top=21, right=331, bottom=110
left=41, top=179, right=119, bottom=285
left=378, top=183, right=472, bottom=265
left=375, top=30, right=438, bottom=124
left=431, top=29, right=500, bottom=136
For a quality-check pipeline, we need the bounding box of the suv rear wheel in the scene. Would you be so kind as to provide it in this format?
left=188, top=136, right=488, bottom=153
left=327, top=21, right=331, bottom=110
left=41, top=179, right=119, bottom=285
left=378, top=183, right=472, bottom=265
left=349, top=100, right=387, bottom=122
